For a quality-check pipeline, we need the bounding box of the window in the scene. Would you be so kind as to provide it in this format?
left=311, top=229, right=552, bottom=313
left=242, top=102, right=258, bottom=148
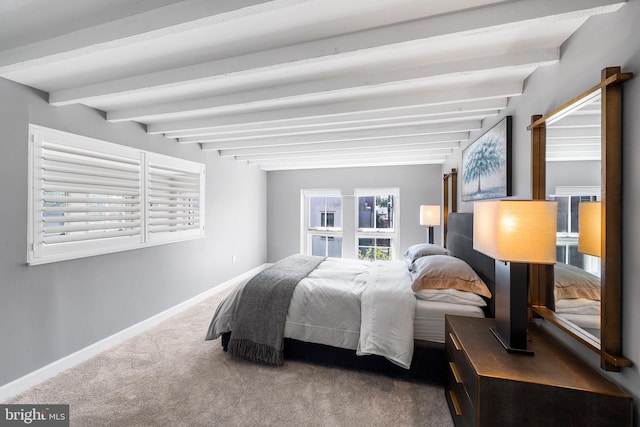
left=28, top=125, right=205, bottom=265
left=301, top=190, right=342, bottom=257
left=355, top=188, right=399, bottom=261
left=549, top=187, right=600, bottom=277
left=146, top=154, right=204, bottom=244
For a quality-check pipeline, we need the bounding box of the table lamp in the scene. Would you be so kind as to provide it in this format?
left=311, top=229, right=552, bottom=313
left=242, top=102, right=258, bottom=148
left=473, top=200, right=557, bottom=354
left=420, top=205, right=440, bottom=244
left=578, top=201, right=601, bottom=257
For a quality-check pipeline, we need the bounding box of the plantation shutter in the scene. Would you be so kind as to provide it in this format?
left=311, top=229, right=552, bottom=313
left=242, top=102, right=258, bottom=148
left=28, top=125, right=206, bottom=265
left=146, top=154, right=205, bottom=243
left=30, top=127, right=143, bottom=263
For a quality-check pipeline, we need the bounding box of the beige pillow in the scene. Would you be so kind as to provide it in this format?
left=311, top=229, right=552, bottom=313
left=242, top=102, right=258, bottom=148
left=410, top=255, right=492, bottom=298
left=554, top=263, right=601, bottom=301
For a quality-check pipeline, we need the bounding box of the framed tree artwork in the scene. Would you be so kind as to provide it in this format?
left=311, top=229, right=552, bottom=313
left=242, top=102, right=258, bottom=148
left=461, top=116, right=512, bottom=201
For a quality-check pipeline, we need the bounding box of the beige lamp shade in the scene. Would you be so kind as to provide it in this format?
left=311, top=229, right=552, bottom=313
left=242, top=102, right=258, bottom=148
left=473, top=200, right=558, bottom=264
left=420, top=205, right=440, bottom=226
left=578, top=201, right=601, bottom=257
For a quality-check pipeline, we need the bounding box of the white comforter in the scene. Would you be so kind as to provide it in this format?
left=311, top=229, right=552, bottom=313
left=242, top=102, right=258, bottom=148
left=209, top=258, right=416, bottom=369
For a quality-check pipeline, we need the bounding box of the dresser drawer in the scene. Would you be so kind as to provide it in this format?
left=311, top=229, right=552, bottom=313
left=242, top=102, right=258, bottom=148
left=446, top=329, right=478, bottom=408
left=446, top=367, right=476, bottom=427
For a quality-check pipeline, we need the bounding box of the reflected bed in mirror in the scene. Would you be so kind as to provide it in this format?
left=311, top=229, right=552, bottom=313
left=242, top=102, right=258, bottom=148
left=529, top=66, right=632, bottom=371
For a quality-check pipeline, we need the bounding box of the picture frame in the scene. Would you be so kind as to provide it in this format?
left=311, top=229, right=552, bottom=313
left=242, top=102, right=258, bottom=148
left=461, top=116, right=512, bottom=201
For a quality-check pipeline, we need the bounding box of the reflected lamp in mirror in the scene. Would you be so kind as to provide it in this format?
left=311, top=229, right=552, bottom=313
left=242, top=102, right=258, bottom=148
left=578, top=201, right=601, bottom=257
left=420, top=205, right=440, bottom=244
left=474, top=200, right=557, bottom=354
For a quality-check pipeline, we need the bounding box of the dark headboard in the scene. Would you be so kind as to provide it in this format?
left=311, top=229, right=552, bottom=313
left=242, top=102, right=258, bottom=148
left=446, top=212, right=496, bottom=318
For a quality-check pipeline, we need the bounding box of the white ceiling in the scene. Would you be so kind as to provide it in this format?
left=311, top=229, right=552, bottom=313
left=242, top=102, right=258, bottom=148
left=0, top=0, right=625, bottom=170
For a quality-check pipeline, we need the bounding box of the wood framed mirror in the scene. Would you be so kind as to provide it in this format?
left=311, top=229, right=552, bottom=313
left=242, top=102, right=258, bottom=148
left=529, top=66, right=632, bottom=371
left=442, top=168, right=457, bottom=247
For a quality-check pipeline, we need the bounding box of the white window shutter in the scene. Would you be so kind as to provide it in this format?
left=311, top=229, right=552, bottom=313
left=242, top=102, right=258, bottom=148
left=29, top=126, right=143, bottom=264
left=145, top=154, right=205, bottom=243
left=28, top=125, right=206, bottom=265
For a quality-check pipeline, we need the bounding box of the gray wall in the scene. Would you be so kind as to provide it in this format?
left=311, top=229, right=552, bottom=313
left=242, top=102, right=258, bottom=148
left=443, top=1, right=640, bottom=420
left=267, top=165, right=442, bottom=263
left=0, top=77, right=267, bottom=386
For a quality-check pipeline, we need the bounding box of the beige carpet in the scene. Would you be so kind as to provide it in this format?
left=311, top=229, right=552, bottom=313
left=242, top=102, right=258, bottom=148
left=8, top=286, right=454, bottom=427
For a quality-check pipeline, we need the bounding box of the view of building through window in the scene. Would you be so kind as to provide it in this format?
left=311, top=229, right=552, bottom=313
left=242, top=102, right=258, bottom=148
left=549, top=193, right=600, bottom=277
left=302, top=189, right=399, bottom=260
left=306, top=194, right=343, bottom=257
left=357, top=238, right=391, bottom=261
left=312, top=235, right=343, bottom=258
left=356, top=193, right=395, bottom=261
left=309, top=196, right=342, bottom=229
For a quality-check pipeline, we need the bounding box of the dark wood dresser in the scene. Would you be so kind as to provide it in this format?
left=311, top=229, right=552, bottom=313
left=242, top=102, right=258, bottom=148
left=445, top=315, right=633, bottom=427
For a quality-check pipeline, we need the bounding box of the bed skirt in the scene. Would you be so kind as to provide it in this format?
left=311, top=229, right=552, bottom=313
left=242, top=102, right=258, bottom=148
left=220, top=332, right=445, bottom=384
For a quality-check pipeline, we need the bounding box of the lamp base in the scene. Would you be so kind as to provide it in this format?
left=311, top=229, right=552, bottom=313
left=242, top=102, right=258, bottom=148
left=490, top=327, right=534, bottom=355
left=492, top=261, right=534, bottom=355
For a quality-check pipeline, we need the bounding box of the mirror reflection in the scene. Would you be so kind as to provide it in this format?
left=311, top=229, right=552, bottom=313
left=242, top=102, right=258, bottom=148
left=545, top=90, right=602, bottom=342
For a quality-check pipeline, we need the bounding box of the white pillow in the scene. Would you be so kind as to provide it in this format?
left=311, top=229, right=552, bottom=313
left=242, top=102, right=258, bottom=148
left=414, top=288, right=487, bottom=307
left=403, top=243, right=450, bottom=265
left=555, top=298, right=600, bottom=315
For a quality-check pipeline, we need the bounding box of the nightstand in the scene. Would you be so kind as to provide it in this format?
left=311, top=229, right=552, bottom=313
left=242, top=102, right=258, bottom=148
left=445, top=315, right=633, bottom=427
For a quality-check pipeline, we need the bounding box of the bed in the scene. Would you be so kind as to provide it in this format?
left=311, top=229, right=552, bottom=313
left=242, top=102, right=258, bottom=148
left=206, top=212, right=495, bottom=383
left=553, top=263, right=601, bottom=337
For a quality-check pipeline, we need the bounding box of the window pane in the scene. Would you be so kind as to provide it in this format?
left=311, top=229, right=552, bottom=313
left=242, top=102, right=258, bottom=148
left=358, top=194, right=394, bottom=230
left=309, top=196, right=342, bottom=229
left=311, top=235, right=326, bottom=256
left=556, top=245, right=566, bottom=263
left=358, top=238, right=392, bottom=261
left=326, top=197, right=342, bottom=228
left=375, top=195, right=394, bottom=229
left=376, top=238, right=391, bottom=247
left=358, top=196, right=375, bottom=228
left=359, top=237, right=374, bottom=246
left=309, top=197, right=325, bottom=228
left=327, top=236, right=342, bottom=257
left=568, top=244, right=584, bottom=269
left=311, top=235, right=342, bottom=257
left=555, top=196, right=568, bottom=233
left=570, top=196, right=581, bottom=234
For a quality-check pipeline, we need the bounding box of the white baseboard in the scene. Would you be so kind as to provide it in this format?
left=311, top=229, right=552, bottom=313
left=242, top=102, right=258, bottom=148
left=0, top=264, right=268, bottom=403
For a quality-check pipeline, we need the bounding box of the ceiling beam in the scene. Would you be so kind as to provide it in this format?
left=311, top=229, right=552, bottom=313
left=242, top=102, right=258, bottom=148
left=252, top=150, right=449, bottom=163
left=254, top=156, right=448, bottom=171
left=107, top=82, right=520, bottom=123
left=214, top=134, right=467, bottom=156
left=234, top=145, right=454, bottom=162
left=199, top=120, right=481, bottom=150
left=546, top=128, right=601, bottom=139
left=0, top=0, right=297, bottom=73
left=546, top=153, right=601, bottom=162
left=150, top=98, right=507, bottom=135
left=165, top=109, right=498, bottom=139
left=49, top=45, right=556, bottom=107
left=546, top=114, right=601, bottom=128
left=178, top=113, right=493, bottom=144
left=547, top=144, right=600, bottom=153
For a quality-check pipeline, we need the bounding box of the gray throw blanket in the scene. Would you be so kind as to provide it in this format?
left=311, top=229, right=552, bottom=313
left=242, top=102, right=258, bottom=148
left=228, top=254, right=325, bottom=365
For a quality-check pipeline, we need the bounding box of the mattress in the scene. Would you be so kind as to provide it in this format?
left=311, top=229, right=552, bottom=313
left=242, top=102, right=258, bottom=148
left=414, top=299, right=485, bottom=343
